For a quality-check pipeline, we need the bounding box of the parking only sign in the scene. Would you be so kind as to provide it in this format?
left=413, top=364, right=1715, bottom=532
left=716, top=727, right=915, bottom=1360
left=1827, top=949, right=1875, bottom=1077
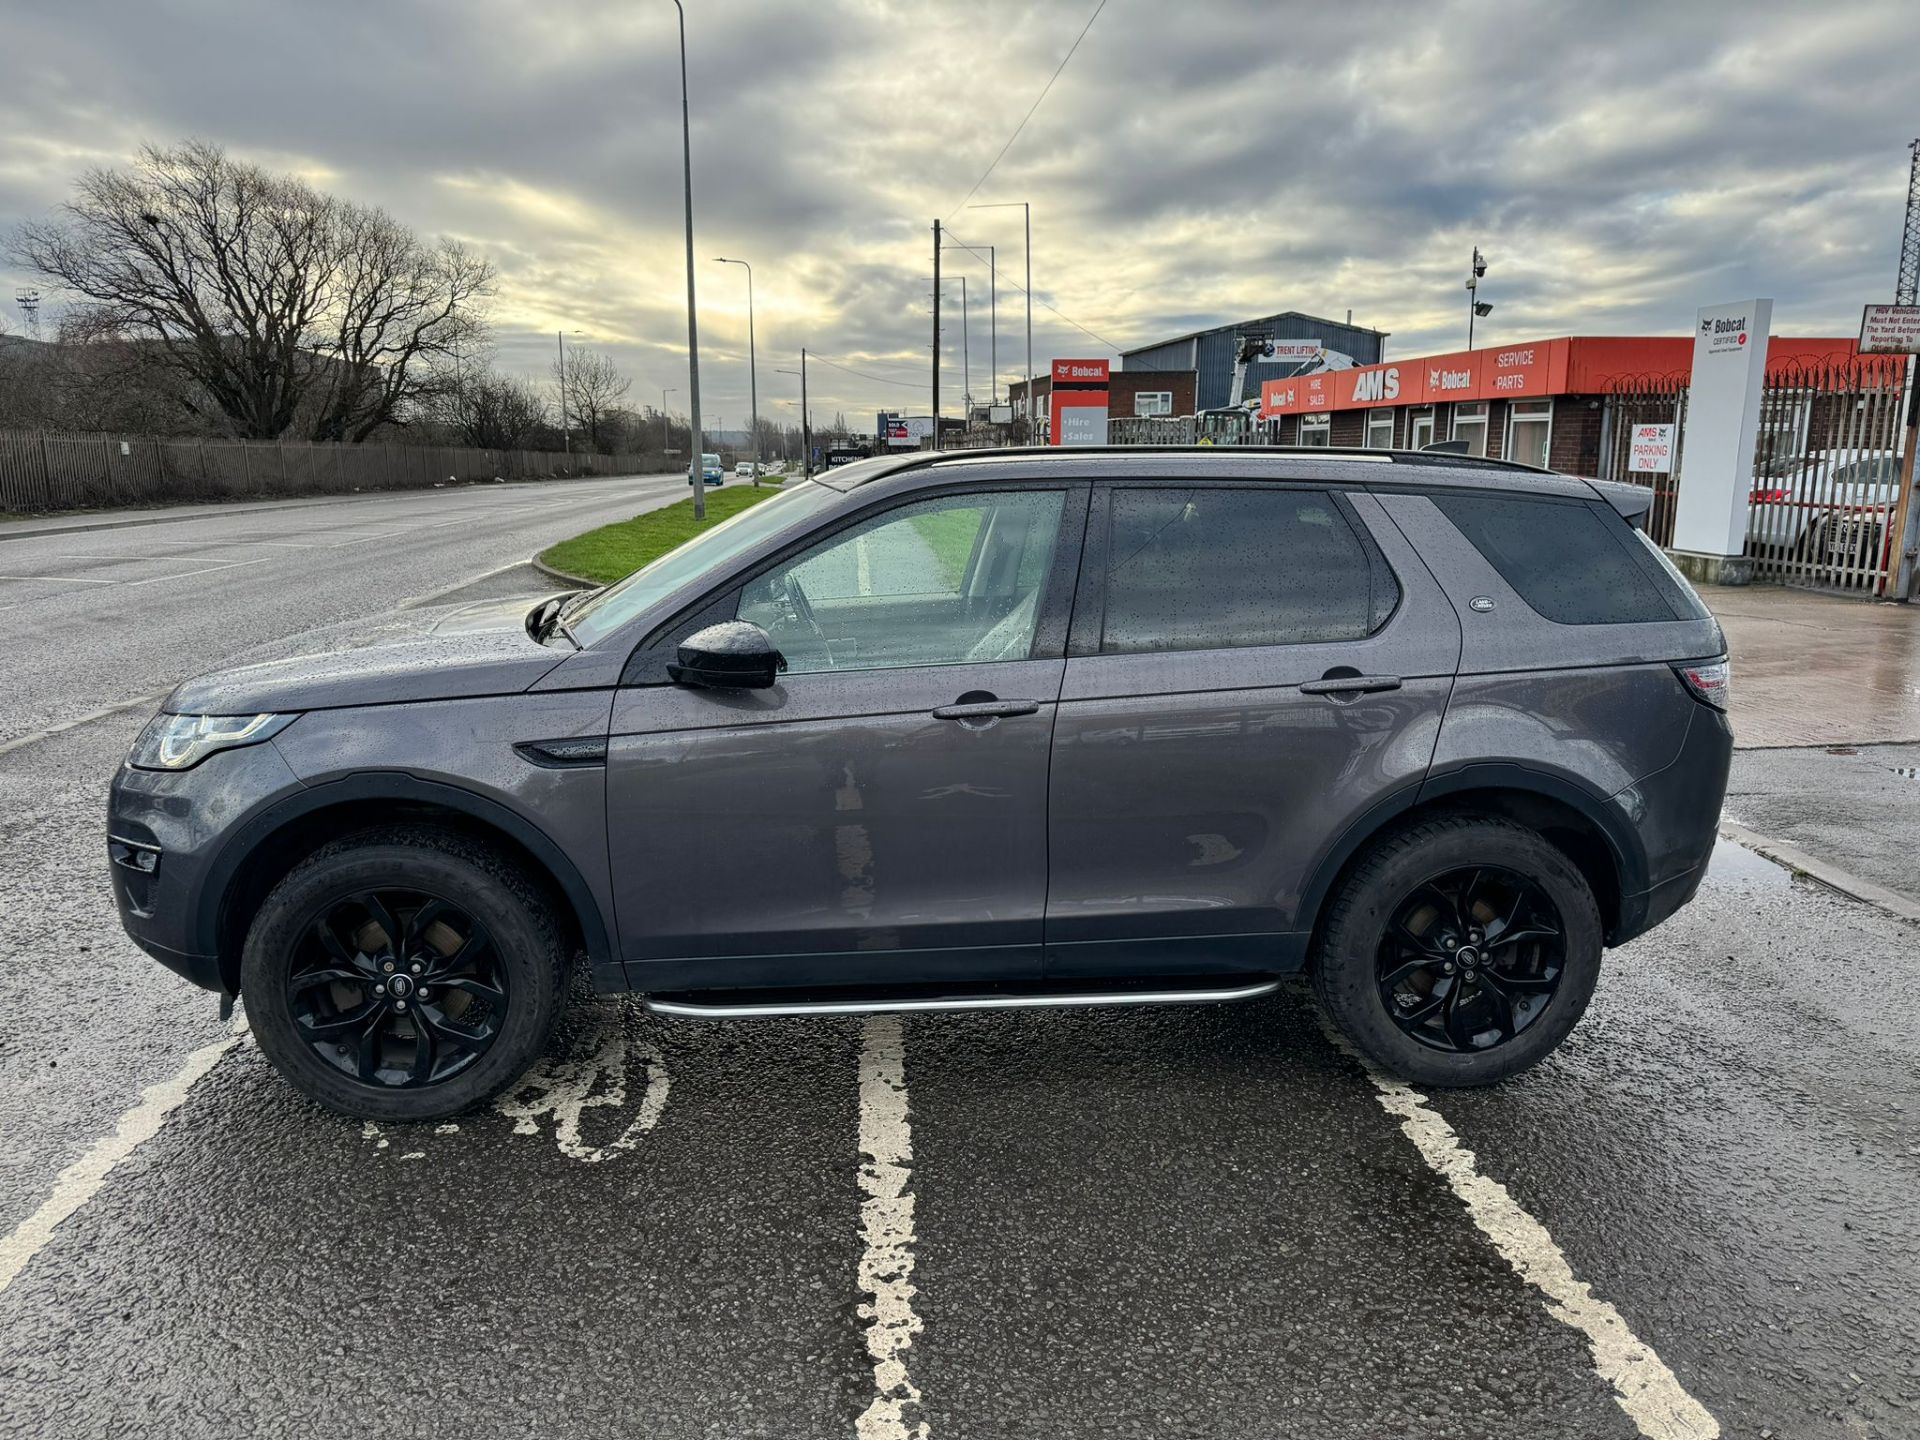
left=1859, top=303, right=1920, bottom=354
left=1627, top=422, right=1675, bottom=472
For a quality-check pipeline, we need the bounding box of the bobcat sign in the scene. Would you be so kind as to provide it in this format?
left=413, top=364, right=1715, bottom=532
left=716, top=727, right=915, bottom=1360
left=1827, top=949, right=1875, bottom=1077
left=1672, top=298, right=1773, bottom=565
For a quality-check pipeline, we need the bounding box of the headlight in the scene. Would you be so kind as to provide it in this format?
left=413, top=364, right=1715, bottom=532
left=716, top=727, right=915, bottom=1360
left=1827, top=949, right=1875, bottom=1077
left=128, top=712, right=295, bottom=771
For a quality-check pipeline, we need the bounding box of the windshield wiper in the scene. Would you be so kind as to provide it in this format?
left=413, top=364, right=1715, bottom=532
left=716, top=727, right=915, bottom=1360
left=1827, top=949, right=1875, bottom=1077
left=530, top=592, right=585, bottom=648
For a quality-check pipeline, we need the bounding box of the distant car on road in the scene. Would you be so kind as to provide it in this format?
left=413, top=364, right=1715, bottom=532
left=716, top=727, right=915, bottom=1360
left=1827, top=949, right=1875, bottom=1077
left=735, top=461, right=755, bottom=479
left=1747, top=448, right=1902, bottom=570
left=112, top=445, right=1731, bottom=1120
left=694, top=452, right=724, bottom=486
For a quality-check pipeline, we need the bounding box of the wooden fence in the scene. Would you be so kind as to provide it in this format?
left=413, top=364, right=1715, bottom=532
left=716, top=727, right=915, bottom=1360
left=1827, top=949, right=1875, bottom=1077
left=0, top=431, right=657, bottom=513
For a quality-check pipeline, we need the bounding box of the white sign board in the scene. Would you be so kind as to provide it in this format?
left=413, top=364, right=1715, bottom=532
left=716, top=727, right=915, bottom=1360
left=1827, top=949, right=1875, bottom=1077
left=988, top=404, right=1013, bottom=424
left=1057, top=404, right=1108, bottom=446
left=1627, top=423, right=1675, bottom=473
left=1860, top=304, right=1920, bottom=354
left=1254, top=340, right=1324, bottom=362
left=1673, top=299, right=1773, bottom=558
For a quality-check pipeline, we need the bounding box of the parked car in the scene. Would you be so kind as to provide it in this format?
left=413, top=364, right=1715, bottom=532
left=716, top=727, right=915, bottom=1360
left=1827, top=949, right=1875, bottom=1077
left=735, top=461, right=755, bottom=479
left=1747, top=448, right=1903, bottom=570
left=111, top=446, right=1731, bottom=1120
left=693, top=452, right=723, bottom=486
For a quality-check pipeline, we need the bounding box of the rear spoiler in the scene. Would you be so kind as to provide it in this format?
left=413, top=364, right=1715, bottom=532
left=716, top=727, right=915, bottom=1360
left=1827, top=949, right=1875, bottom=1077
left=1584, top=477, right=1655, bottom=531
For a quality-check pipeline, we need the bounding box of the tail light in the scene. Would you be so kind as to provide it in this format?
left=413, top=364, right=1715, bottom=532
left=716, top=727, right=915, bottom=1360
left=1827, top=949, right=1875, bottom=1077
left=1673, top=657, right=1730, bottom=710
left=1749, top=488, right=1788, bottom=503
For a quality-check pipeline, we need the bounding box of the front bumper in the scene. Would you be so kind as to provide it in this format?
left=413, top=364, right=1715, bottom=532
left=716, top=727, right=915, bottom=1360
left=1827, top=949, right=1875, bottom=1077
left=107, top=739, right=307, bottom=995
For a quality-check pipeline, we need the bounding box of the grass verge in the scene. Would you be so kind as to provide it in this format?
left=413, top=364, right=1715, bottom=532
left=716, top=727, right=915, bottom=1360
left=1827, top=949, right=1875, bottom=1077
left=538, top=482, right=784, bottom=586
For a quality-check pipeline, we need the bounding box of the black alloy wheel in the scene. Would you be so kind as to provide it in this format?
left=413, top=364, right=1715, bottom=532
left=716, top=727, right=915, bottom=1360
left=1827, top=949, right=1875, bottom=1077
left=288, top=889, right=508, bottom=1089
left=1375, top=865, right=1565, bottom=1054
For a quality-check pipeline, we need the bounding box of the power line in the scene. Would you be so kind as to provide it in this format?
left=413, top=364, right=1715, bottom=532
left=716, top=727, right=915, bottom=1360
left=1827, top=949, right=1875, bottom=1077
left=942, top=224, right=1124, bottom=355
left=945, top=0, right=1108, bottom=221
left=806, top=353, right=928, bottom=390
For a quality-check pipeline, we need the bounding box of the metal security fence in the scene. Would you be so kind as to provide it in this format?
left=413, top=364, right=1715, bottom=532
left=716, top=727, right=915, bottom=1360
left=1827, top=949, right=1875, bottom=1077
left=0, top=431, right=654, bottom=513
left=1600, top=356, right=1914, bottom=595
left=1596, top=375, right=1689, bottom=546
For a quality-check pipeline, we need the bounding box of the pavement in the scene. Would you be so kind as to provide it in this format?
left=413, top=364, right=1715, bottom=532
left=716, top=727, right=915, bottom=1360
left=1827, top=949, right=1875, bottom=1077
left=0, top=495, right=1917, bottom=1439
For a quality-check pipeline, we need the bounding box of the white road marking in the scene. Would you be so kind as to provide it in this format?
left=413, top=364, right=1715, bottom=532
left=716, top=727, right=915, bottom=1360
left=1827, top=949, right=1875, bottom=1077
left=493, top=1013, right=670, bottom=1162
left=0, top=1025, right=245, bottom=1296
left=855, top=1015, right=929, bottom=1440
left=0, top=573, right=116, bottom=584
left=1363, top=1071, right=1719, bottom=1440
left=0, top=692, right=167, bottom=759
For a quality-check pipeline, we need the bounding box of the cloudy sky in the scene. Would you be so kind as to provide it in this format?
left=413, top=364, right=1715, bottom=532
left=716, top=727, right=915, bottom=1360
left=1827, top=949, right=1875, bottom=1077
left=1, top=0, right=1913, bottom=430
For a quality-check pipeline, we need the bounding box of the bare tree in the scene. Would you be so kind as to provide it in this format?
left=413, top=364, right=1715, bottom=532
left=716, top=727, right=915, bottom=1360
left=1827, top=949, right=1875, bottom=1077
left=11, top=140, right=493, bottom=442
left=551, top=346, right=630, bottom=453
left=444, top=367, right=549, bottom=450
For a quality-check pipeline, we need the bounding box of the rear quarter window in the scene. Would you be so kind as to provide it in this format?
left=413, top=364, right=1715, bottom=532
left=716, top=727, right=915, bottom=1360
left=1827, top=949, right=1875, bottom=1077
left=1430, top=492, right=1700, bottom=625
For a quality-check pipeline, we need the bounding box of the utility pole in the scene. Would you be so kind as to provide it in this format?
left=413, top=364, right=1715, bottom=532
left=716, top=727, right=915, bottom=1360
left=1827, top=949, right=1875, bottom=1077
left=660, top=386, right=677, bottom=464
left=969, top=202, right=1031, bottom=430
left=959, top=275, right=969, bottom=424
left=672, top=0, right=705, bottom=519
left=801, top=349, right=810, bottom=477
left=1466, top=247, right=1491, bottom=350
left=931, top=218, right=941, bottom=452
left=943, top=242, right=995, bottom=402
left=1889, top=139, right=1920, bottom=599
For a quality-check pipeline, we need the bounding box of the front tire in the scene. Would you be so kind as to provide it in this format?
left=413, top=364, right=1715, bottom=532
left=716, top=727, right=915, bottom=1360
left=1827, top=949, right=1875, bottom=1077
left=1312, top=815, right=1602, bottom=1088
left=241, top=826, right=569, bottom=1122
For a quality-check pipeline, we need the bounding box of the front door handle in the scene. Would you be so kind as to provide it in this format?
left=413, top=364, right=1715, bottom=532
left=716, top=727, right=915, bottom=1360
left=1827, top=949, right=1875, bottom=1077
left=1298, top=674, right=1403, bottom=696
left=933, top=698, right=1040, bottom=721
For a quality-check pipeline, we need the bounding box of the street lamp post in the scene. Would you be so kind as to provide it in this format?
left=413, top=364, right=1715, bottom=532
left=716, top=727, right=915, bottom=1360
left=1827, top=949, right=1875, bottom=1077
left=660, top=386, right=677, bottom=465
left=714, top=257, right=759, bottom=484
left=943, top=242, right=994, bottom=402
left=970, top=201, right=1030, bottom=428
left=670, top=0, right=705, bottom=518
left=556, top=330, right=570, bottom=462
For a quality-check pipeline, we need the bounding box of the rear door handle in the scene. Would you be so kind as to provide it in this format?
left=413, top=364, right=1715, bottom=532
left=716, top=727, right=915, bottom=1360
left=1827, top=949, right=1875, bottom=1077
left=1298, top=675, right=1403, bottom=696
left=933, top=699, right=1040, bottom=721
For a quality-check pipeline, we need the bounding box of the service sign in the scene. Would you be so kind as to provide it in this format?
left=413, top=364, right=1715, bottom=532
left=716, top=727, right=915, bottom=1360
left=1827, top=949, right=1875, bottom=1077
left=1627, top=423, right=1675, bottom=472
left=1859, top=304, right=1920, bottom=354
left=1051, top=358, right=1110, bottom=385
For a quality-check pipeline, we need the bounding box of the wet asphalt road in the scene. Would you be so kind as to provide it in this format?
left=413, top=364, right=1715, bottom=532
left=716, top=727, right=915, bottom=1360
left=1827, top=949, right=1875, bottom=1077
left=2, top=484, right=1918, bottom=1438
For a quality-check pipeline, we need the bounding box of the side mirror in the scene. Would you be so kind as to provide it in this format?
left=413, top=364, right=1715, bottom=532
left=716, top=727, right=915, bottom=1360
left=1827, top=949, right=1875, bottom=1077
left=668, top=621, right=787, bottom=690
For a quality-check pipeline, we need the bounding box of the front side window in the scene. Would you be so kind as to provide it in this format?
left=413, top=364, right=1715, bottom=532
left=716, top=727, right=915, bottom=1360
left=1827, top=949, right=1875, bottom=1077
left=1365, top=411, right=1395, bottom=449
left=1506, top=399, right=1552, bottom=469
left=1452, top=403, right=1489, bottom=457
left=1133, top=391, right=1173, bottom=417
left=1300, top=413, right=1332, bottom=447
left=1098, top=487, right=1396, bottom=655
left=738, top=490, right=1066, bottom=674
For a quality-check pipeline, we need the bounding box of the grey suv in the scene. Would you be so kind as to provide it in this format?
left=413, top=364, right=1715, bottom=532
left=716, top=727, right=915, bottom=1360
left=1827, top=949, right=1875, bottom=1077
left=110, top=448, right=1731, bottom=1120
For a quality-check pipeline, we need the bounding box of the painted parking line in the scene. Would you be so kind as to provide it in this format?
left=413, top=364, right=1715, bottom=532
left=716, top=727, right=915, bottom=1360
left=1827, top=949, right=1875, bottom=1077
left=0, top=573, right=116, bottom=585
left=0, top=1024, right=245, bottom=1296
left=1358, top=1062, right=1719, bottom=1440
left=855, top=1016, right=929, bottom=1440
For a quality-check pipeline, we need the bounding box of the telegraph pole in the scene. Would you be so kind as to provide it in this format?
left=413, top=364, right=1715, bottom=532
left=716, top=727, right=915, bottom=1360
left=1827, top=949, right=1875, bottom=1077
left=672, top=0, right=705, bottom=518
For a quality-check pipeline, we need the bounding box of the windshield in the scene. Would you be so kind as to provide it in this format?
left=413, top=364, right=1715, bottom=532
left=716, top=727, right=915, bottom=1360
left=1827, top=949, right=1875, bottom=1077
left=564, top=480, right=842, bottom=647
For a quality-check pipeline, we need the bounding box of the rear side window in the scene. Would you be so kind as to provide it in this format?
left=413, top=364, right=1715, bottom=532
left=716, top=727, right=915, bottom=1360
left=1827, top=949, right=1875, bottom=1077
left=1098, top=487, right=1398, bottom=654
left=1431, top=493, right=1696, bottom=625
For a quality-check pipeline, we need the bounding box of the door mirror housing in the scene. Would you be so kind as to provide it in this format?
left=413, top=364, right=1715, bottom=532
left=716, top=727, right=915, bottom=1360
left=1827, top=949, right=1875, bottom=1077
left=668, top=621, right=788, bottom=690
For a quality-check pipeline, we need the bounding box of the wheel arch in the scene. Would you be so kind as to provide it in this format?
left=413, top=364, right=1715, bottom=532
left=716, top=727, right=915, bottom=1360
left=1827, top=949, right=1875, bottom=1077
left=1299, top=766, right=1649, bottom=957
left=200, top=774, right=614, bottom=995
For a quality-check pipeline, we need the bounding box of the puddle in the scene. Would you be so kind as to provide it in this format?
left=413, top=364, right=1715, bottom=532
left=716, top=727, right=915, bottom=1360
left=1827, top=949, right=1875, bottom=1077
left=1705, top=835, right=1793, bottom=891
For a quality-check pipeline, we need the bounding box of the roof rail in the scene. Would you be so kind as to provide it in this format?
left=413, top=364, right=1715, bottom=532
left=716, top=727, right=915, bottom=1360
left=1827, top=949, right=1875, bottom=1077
left=855, top=444, right=1549, bottom=478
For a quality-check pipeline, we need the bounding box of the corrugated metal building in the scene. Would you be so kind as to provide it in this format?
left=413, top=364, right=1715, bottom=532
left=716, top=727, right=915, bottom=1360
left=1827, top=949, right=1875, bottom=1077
left=1121, top=310, right=1390, bottom=412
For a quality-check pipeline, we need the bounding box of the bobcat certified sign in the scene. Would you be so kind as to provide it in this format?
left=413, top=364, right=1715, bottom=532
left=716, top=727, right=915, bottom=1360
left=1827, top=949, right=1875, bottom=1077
left=1700, top=312, right=1752, bottom=355
left=1627, top=423, right=1674, bottom=473
left=1859, top=303, right=1920, bottom=354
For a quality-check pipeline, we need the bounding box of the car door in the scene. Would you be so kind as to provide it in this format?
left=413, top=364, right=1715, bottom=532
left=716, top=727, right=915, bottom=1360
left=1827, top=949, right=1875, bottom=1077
left=606, top=482, right=1088, bottom=992
left=1044, top=481, right=1461, bottom=980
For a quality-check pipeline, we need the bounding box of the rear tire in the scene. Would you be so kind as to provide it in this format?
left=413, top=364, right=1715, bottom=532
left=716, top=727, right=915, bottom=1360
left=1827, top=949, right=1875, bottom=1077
left=241, top=826, right=569, bottom=1122
left=1311, top=815, right=1602, bottom=1088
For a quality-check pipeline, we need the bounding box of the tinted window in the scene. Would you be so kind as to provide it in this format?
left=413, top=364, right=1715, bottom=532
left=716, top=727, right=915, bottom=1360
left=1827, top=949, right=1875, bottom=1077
left=1432, top=493, right=1688, bottom=625
left=1098, top=487, right=1395, bottom=655
left=738, top=490, right=1065, bottom=673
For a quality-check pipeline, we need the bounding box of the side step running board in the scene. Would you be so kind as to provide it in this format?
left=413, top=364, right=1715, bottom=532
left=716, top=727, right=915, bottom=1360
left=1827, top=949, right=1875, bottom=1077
left=644, top=979, right=1281, bottom=1020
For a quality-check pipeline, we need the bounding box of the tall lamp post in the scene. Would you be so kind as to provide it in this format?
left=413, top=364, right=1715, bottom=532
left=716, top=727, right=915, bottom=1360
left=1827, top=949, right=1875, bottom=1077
left=713, top=256, right=759, bottom=484
left=970, top=201, right=1031, bottom=429
left=943, top=241, right=994, bottom=402
left=1466, top=247, right=1492, bottom=349
left=670, top=0, right=705, bottom=518
left=660, top=386, right=677, bottom=466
